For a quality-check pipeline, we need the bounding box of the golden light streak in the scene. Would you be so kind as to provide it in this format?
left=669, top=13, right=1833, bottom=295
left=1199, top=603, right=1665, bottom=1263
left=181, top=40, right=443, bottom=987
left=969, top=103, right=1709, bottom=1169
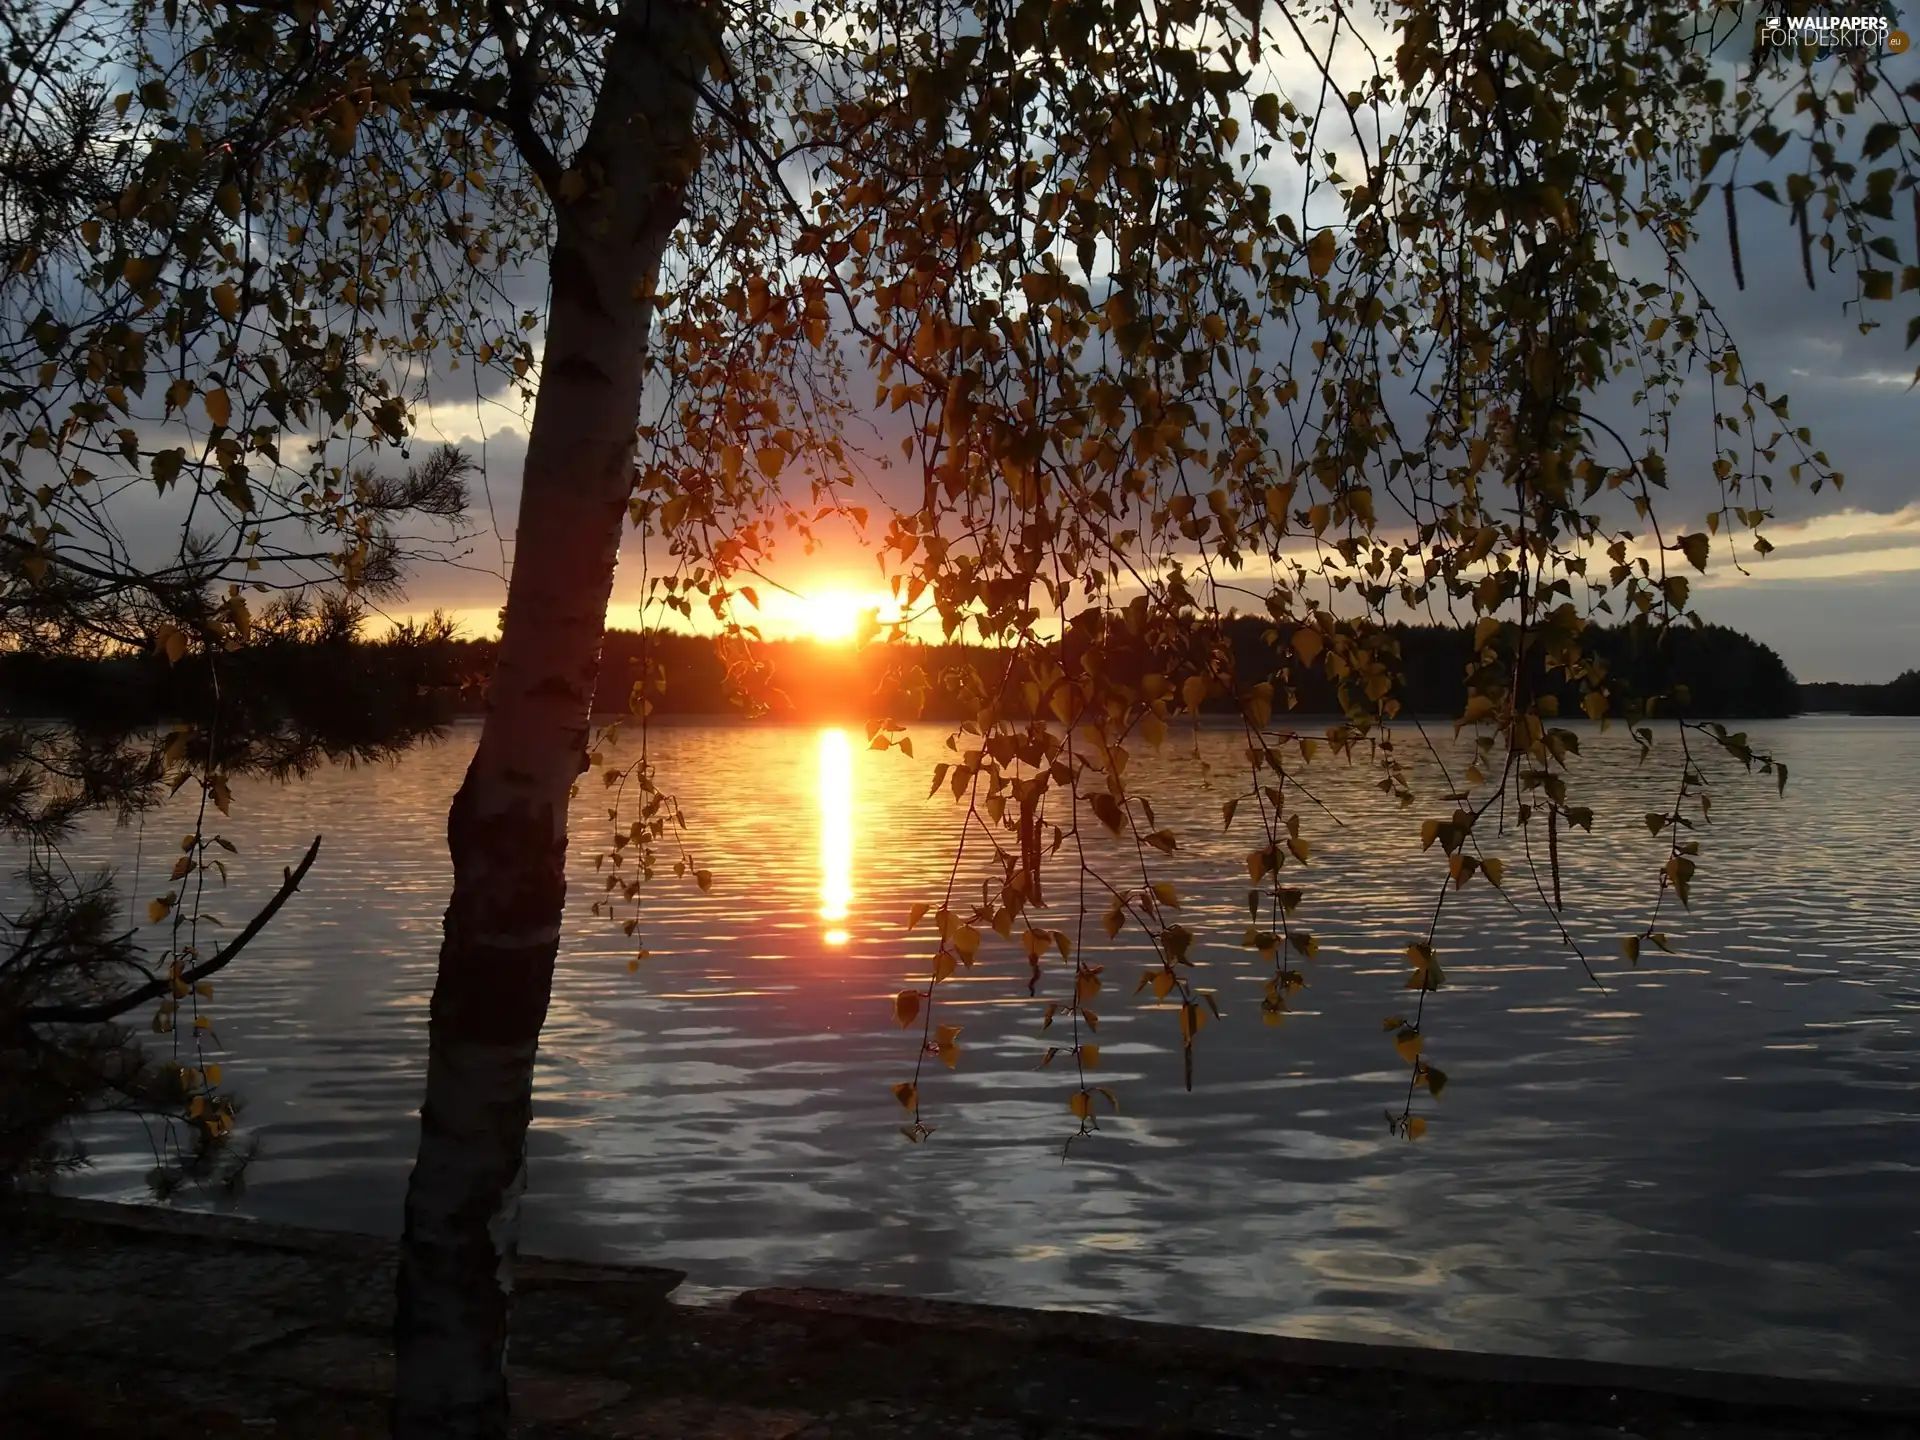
left=818, top=727, right=854, bottom=946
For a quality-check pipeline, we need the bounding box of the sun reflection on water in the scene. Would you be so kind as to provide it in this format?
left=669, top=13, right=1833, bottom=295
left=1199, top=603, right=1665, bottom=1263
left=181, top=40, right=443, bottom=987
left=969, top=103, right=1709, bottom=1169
left=818, top=727, right=853, bottom=945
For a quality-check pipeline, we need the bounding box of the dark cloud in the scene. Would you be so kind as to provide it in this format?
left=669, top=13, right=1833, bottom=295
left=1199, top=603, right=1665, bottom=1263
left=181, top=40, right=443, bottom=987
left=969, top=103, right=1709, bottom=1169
left=1753, top=512, right=1920, bottom=562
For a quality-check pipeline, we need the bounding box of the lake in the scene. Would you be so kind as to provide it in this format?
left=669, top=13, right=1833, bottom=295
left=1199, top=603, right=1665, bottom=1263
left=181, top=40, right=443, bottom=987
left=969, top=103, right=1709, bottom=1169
left=27, top=715, right=1920, bottom=1381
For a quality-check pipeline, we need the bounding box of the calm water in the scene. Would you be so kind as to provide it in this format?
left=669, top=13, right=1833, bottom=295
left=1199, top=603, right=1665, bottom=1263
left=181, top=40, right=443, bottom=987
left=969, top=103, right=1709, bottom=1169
left=28, top=717, right=1920, bottom=1380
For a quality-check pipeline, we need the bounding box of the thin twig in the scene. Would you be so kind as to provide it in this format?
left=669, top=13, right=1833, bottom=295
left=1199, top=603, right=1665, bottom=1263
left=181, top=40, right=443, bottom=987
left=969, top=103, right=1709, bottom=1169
left=23, top=835, right=323, bottom=1024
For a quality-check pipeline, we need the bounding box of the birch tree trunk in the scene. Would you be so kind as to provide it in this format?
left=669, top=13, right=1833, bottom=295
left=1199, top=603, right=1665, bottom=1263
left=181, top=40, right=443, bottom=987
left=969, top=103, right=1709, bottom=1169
left=392, top=5, right=707, bottom=1434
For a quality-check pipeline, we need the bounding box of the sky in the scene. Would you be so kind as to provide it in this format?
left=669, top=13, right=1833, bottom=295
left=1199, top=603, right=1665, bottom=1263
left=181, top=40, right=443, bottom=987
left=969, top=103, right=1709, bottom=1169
left=376, top=13, right=1920, bottom=686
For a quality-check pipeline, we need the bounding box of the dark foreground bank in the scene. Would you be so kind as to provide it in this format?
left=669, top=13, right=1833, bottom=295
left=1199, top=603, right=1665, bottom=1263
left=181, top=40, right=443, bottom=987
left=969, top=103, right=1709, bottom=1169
left=1, top=1198, right=1913, bottom=1440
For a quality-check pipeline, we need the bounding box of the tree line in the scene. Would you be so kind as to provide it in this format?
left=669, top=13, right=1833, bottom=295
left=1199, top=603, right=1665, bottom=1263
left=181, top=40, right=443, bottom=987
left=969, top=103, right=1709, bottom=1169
left=0, top=615, right=1811, bottom=724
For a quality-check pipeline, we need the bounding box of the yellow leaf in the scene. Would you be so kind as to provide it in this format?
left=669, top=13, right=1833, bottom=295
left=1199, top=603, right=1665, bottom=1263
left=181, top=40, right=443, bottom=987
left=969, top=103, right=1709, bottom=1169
left=1291, top=627, right=1324, bottom=665
left=1181, top=675, right=1208, bottom=712
left=124, top=254, right=160, bottom=287
left=1482, top=857, right=1505, bottom=887
left=695, top=869, right=713, bottom=892
left=1069, top=1090, right=1092, bottom=1120
left=1407, top=1115, right=1428, bottom=1140
left=208, top=775, right=231, bottom=816
left=936, top=1024, right=962, bottom=1070
left=892, top=1081, right=917, bottom=1109
left=1306, top=228, right=1336, bottom=279
left=1180, top=1001, right=1207, bottom=1042
left=1080, top=1044, right=1100, bottom=1069
left=1394, top=1029, right=1423, bottom=1064
left=147, top=897, right=171, bottom=924
left=205, top=1064, right=223, bottom=1085
left=907, top=901, right=929, bottom=931
left=893, top=989, right=921, bottom=1028
left=203, top=387, right=231, bottom=428
left=211, top=282, right=240, bottom=321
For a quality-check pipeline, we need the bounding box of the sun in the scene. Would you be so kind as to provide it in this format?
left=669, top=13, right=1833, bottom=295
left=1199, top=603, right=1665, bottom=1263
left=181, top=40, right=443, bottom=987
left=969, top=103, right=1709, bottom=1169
left=793, top=588, right=879, bottom=645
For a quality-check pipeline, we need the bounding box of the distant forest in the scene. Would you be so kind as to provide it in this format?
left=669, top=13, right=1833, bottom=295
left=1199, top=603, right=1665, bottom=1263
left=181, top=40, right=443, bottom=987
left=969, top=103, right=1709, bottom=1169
left=6, top=615, right=1907, bottom=726
left=1797, top=673, right=1920, bottom=716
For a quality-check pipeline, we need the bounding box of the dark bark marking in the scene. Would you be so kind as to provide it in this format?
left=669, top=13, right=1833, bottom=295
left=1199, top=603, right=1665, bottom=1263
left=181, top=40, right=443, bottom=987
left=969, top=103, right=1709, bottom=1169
left=426, top=938, right=559, bottom=1047
left=549, top=252, right=610, bottom=321
left=550, top=353, right=613, bottom=386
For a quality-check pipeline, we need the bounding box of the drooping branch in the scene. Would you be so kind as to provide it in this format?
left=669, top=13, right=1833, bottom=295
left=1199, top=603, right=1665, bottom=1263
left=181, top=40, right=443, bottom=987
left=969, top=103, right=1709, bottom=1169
left=21, top=834, right=322, bottom=1025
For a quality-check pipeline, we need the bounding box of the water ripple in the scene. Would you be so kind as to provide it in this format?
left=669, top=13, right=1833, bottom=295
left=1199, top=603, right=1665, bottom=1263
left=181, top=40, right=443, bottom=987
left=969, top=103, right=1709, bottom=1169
left=16, top=715, right=1918, bottom=1382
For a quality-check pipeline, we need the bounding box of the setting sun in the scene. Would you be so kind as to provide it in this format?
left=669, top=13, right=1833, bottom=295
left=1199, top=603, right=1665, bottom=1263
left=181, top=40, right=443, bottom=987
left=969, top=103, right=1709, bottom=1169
left=787, top=587, right=887, bottom=645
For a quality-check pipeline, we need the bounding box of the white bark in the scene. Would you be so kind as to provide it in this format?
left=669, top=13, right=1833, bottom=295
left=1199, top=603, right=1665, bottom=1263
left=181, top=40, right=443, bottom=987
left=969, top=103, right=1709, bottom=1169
left=393, top=4, right=708, bottom=1435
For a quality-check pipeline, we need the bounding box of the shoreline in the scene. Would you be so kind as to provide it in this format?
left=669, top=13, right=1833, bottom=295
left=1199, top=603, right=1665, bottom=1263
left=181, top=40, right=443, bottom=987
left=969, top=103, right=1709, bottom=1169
left=3, top=1195, right=1913, bottom=1437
